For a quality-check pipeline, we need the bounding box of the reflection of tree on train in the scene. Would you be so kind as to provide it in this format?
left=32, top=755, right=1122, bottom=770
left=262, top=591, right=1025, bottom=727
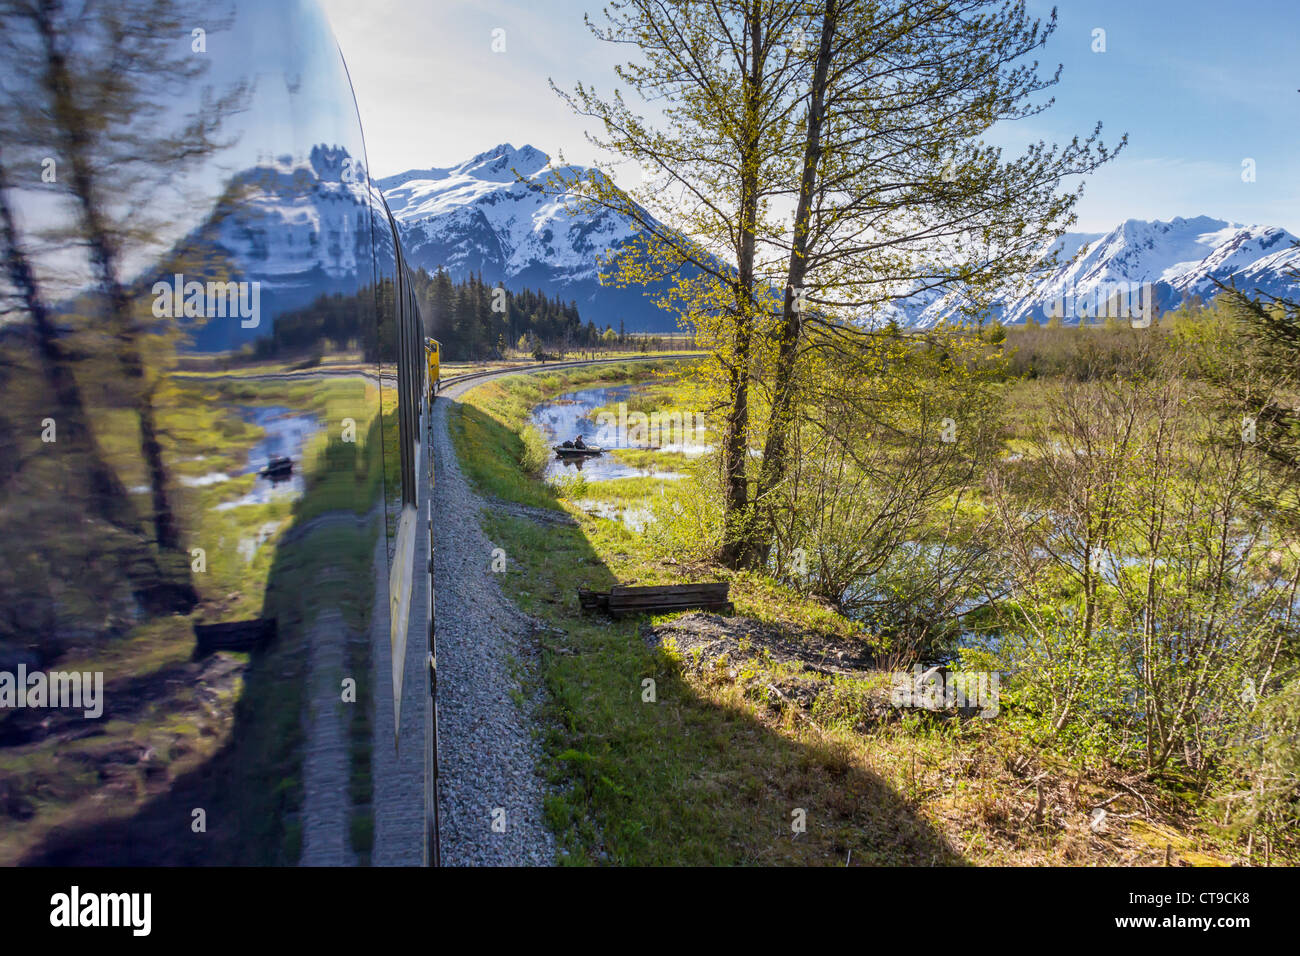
left=0, top=0, right=248, bottom=638
left=0, top=151, right=136, bottom=531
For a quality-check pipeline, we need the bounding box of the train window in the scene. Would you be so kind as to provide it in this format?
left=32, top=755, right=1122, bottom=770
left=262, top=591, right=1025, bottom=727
left=387, top=210, right=420, bottom=508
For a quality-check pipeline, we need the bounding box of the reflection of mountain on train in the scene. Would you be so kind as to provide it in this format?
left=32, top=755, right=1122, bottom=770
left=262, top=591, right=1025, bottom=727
left=159, top=144, right=391, bottom=353
left=161, top=141, right=693, bottom=349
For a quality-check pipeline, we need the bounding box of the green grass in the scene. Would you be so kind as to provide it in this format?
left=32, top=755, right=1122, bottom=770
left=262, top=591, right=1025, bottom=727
left=480, top=507, right=958, bottom=864
left=446, top=362, right=1246, bottom=867
left=607, top=447, right=690, bottom=472
left=451, top=365, right=963, bottom=864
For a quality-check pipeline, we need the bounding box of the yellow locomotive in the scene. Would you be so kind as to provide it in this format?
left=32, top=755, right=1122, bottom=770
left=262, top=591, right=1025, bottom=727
left=425, top=337, right=441, bottom=401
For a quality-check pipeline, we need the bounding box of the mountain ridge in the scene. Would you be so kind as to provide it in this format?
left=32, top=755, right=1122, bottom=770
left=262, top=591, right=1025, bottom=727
left=890, top=214, right=1299, bottom=328
left=378, top=144, right=1299, bottom=330
left=163, top=142, right=1300, bottom=347
left=376, top=143, right=680, bottom=330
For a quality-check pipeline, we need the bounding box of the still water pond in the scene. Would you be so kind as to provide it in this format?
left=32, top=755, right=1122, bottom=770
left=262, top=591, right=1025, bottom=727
left=213, top=405, right=321, bottom=511
left=530, top=383, right=704, bottom=529
left=529, top=383, right=700, bottom=483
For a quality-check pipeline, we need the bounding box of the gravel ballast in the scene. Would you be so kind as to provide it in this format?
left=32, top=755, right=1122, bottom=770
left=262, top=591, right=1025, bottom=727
left=431, top=381, right=556, bottom=867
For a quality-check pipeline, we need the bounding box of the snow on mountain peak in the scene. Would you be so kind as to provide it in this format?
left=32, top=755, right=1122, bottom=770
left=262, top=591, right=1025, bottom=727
left=378, top=143, right=636, bottom=288
left=371, top=146, right=1298, bottom=333
left=375, top=143, right=552, bottom=195
left=455, top=143, right=550, bottom=181
left=883, top=213, right=1298, bottom=329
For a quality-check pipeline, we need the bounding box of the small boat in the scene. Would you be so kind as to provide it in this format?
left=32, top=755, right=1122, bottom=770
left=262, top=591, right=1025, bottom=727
left=259, top=456, right=294, bottom=481
left=553, top=444, right=603, bottom=458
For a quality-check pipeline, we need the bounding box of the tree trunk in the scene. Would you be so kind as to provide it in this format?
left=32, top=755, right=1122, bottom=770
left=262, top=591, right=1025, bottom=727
left=718, top=0, right=768, bottom=569
left=747, top=0, right=838, bottom=567
left=0, top=155, right=136, bottom=530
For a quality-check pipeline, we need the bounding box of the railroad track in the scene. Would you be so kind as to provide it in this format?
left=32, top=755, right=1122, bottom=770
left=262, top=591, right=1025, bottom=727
left=435, top=353, right=703, bottom=395
left=426, top=350, right=701, bottom=866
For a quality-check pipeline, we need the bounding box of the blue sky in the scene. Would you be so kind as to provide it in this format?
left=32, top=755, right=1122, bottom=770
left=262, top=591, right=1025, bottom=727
left=321, top=0, right=1299, bottom=233
left=1009, top=0, right=1299, bottom=232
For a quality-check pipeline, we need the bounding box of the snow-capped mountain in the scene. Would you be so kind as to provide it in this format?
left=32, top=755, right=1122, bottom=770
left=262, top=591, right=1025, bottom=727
left=163, top=144, right=388, bottom=350
left=164, top=140, right=1300, bottom=345
left=210, top=144, right=380, bottom=283
left=163, top=142, right=680, bottom=348
left=379, top=147, right=1299, bottom=330
left=377, top=144, right=681, bottom=331
left=895, top=215, right=1300, bottom=328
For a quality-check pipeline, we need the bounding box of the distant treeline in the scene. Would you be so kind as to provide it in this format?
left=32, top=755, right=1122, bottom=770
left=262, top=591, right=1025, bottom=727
left=977, top=293, right=1213, bottom=380
left=411, top=268, right=659, bottom=361
left=244, top=269, right=681, bottom=366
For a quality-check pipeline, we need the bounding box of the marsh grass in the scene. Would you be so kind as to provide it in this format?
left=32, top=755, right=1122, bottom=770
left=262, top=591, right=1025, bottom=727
left=448, top=364, right=1240, bottom=866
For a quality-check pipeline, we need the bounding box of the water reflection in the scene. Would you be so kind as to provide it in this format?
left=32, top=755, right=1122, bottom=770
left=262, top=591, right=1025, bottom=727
left=0, top=0, right=415, bottom=865
left=240, top=406, right=319, bottom=476
left=214, top=406, right=321, bottom=511
left=572, top=499, right=654, bottom=532
left=530, top=383, right=693, bottom=483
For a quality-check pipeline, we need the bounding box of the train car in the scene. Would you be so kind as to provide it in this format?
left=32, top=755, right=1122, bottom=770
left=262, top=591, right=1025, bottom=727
left=0, top=0, right=435, bottom=865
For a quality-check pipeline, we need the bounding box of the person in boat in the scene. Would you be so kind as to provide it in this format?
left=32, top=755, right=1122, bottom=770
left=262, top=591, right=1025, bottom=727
left=561, top=439, right=574, bottom=448
left=573, top=435, right=586, bottom=449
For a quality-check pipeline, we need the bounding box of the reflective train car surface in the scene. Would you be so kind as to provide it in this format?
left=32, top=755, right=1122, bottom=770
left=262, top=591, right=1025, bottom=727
left=0, top=0, right=434, bottom=864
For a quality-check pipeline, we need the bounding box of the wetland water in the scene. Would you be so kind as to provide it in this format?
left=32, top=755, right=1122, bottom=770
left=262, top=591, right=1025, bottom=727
left=213, top=405, right=321, bottom=511
left=529, top=382, right=708, bottom=529
left=529, top=383, right=705, bottom=482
